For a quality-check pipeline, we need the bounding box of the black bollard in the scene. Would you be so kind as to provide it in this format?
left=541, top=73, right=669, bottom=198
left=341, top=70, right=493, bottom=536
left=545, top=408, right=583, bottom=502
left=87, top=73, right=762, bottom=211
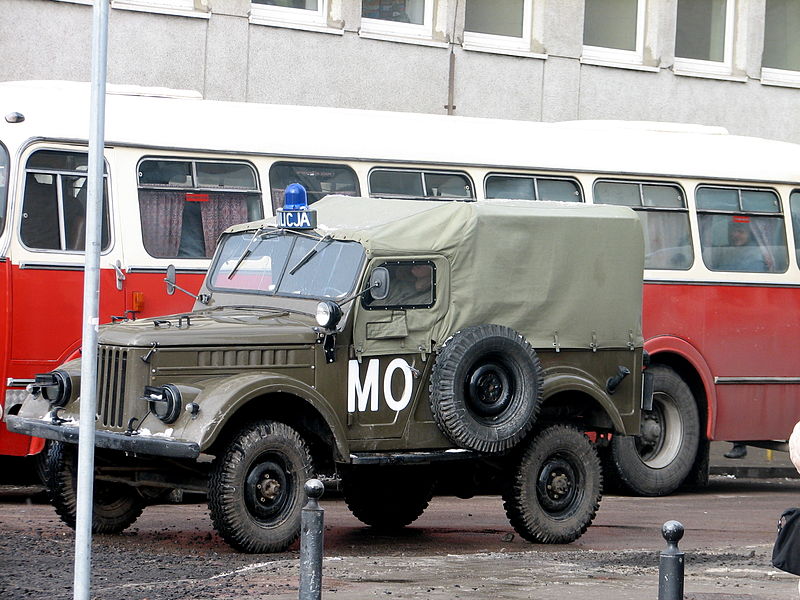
left=658, top=520, right=685, bottom=600
left=299, top=479, right=325, bottom=600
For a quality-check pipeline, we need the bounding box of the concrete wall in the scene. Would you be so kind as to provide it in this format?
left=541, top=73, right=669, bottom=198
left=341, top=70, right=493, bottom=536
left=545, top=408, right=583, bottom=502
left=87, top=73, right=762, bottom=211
left=1, top=0, right=799, bottom=143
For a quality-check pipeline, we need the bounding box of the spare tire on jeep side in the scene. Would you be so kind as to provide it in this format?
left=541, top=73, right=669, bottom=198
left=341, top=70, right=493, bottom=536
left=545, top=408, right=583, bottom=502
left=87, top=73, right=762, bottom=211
left=429, top=324, right=543, bottom=453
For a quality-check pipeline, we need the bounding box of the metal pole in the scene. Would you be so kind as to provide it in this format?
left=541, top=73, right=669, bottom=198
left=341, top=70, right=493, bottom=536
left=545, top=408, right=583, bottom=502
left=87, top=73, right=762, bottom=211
left=74, top=1, right=109, bottom=598
left=299, top=479, right=325, bottom=600
left=658, top=520, right=685, bottom=600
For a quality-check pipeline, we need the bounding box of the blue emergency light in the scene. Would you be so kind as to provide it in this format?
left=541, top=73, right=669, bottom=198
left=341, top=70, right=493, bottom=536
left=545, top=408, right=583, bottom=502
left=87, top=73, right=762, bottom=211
left=277, top=183, right=317, bottom=230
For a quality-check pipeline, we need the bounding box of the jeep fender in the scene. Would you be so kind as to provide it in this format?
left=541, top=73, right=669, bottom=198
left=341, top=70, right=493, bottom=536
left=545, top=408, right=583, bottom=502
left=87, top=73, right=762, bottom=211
left=178, top=373, right=349, bottom=462
left=543, top=371, right=628, bottom=434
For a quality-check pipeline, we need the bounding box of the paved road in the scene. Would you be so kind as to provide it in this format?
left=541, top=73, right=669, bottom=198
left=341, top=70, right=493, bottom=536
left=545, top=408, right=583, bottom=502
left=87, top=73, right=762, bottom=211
left=1, top=475, right=799, bottom=600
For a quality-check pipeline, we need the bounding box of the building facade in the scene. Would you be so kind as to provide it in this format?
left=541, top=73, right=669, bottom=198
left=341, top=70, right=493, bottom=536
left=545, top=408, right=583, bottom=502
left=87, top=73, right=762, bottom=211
left=2, top=0, right=800, bottom=143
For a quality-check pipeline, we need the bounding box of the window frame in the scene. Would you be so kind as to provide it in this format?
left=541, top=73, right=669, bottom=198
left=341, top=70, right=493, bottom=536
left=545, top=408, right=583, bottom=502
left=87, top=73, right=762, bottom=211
left=462, top=0, right=534, bottom=55
left=136, top=157, right=263, bottom=260
left=593, top=178, right=694, bottom=271
left=484, top=172, right=584, bottom=203
left=361, top=259, right=437, bottom=310
left=581, top=0, right=647, bottom=68
left=367, top=167, right=475, bottom=200
left=761, top=0, right=800, bottom=87
left=110, top=0, right=209, bottom=19
left=695, top=184, right=789, bottom=274
left=250, top=0, right=342, bottom=34
left=0, top=141, right=8, bottom=241
left=673, top=0, right=736, bottom=78
left=19, top=149, right=113, bottom=255
left=359, top=0, right=437, bottom=43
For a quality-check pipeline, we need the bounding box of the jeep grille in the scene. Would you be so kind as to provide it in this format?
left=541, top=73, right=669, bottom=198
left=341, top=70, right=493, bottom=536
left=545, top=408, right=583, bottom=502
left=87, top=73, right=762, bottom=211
left=98, top=346, right=128, bottom=427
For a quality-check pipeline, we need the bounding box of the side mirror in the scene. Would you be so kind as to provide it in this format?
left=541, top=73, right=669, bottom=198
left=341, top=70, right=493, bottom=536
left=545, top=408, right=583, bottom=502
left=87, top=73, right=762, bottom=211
left=369, top=267, right=389, bottom=301
left=165, top=264, right=176, bottom=296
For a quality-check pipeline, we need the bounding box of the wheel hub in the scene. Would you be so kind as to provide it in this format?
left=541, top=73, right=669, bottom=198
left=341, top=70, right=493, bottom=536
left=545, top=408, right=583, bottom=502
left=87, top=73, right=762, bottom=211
left=641, top=413, right=662, bottom=445
left=467, top=362, right=512, bottom=418
left=537, top=457, right=578, bottom=514
left=256, top=474, right=281, bottom=503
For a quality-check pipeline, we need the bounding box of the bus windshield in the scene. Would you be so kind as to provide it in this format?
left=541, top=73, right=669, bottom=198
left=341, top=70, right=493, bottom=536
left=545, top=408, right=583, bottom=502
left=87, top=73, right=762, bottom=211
left=208, top=229, right=365, bottom=300
left=0, top=142, right=8, bottom=239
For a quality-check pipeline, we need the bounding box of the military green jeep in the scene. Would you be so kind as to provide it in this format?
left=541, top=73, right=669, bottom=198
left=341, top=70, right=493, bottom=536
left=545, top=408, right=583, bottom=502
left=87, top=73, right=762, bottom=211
left=8, top=190, right=646, bottom=553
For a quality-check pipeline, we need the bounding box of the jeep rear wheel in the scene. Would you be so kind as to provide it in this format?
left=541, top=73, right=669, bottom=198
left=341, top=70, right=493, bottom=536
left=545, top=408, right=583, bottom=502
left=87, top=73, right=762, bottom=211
left=342, top=466, right=434, bottom=530
left=208, top=420, right=313, bottom=553
left=429, top=324, right=543, bottom=453
left=45, top=441, right=145, bottom=534
left=502, top=425, right=602, bottom=544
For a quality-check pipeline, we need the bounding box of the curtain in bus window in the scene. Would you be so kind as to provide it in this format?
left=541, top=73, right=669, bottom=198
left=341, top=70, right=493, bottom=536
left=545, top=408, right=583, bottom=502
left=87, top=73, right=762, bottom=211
left=21, top=174, right=60, bottom=249
left=198, top=193, right=251, bottom=258
left=639, top=212, right=693, bottom=269
left=139, top=191, right=184, bottom=258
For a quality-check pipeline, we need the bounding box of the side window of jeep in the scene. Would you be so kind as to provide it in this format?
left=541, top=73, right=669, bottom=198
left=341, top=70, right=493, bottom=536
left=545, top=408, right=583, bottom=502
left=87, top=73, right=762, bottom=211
left=365, top=261, right=435, bottom=309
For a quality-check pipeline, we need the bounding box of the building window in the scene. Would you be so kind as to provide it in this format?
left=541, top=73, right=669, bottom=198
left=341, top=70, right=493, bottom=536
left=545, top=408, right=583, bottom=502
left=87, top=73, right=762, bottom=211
left=696, top=186, right=788, bottom=273
left=110, top=0, right=205, bottom=18
left=250, top=0, right=333, bottom=30
left=360, top=0, right=435, bottom=41
left=582, top=0, right=645, bottom=66
left=762, top=0, right=800, bottom=87
left=674, top=0, right=735, bottom=77
left=463, top=0, right=532, bottom=54
left=137, top=159, right=263, bottom=259
left=594, top=180, right=693, bottom=270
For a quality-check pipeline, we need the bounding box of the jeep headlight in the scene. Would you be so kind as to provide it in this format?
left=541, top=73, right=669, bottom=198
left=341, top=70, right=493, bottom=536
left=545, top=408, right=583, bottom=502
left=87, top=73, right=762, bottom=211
left=144, top=384, right=182, bottom=424
left=31, top=370, right=72, bottom=407
left=315, top=300, right=342, bottom=329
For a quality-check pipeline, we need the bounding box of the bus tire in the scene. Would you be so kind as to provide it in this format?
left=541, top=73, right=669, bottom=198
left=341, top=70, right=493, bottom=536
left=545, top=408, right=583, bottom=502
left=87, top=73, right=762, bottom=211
left=609, top=365, right=700, bottom=497
left=502, top=425, right=602, bottom=544
left=45, top=441, right=145, bottom=534
left=429, top=324, right=543, bottom=454
left=342, top=466, right=435, bottom=530
left=207, top=420, right=313, bottom=554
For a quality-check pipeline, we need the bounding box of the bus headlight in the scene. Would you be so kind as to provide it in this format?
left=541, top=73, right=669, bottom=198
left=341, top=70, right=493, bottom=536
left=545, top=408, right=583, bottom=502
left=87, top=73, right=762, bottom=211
left=143, top=384, right=182, bottom=424
left=315, top=300, right=342, bottom=329
left=31, top=370, right=73, bottom=407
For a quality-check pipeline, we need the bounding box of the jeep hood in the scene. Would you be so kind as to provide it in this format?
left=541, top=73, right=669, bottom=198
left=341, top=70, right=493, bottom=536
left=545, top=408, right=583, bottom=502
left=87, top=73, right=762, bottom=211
left=98, top=309, right=319, bottom=347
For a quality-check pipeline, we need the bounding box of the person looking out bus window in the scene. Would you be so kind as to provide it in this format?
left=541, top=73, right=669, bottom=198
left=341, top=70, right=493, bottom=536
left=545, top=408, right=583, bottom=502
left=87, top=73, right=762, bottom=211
left=719, top=221, right=770, bottom=272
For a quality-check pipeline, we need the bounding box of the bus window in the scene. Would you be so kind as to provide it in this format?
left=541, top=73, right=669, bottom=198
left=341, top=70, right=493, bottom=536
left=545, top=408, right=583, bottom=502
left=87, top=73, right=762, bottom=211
left=269, top=161, right=359, bottom=212
left=790, top=191, right=800, bottom=265
left=20, top=150, right=110, bottom=252
left=697, top=185, right=788, bottom=273
left=138, top=159, right=262, bottom=259
left=485, top=174, right=582, bottom=202
left=594, top=180, right=693, bottom=270
left=369, top=169, right=474, bottom=199
left=0, top=142, right=8, bottom=238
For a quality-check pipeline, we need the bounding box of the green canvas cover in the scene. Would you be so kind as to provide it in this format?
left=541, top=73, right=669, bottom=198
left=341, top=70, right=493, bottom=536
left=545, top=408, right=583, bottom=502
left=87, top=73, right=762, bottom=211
left=230, top=195, right=645, bottom=354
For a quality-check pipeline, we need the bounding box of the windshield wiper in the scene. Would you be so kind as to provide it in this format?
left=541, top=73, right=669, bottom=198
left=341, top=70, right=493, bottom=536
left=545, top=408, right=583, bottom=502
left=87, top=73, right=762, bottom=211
left=227, top=228, right=279, bottom=280
left=288, top=235, right=332, bottom=276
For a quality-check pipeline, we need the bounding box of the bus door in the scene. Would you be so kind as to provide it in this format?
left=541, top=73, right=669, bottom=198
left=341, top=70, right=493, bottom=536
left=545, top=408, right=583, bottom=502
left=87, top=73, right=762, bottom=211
left=4, top=147, right=125, bottom=446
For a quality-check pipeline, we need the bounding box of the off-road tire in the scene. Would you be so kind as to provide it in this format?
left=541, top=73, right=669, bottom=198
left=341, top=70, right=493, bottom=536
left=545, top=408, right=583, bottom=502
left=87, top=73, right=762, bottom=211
left=609, top=365, right=700, bottom=496
left=429, top=324, right=543, bottom=454
left=45, top=441, right=145, bottom=534
left=342, top=466, right=434, bottom=530
left=503, top=425, right=602, bottom=544
left=208, top=420, right=313, bottom=553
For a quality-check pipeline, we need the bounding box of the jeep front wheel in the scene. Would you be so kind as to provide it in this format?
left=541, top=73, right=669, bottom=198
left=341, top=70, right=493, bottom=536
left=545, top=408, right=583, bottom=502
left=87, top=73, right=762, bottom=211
left=45, top=441, right=145, bottom=534
left=502, top=425, right=602, bottom=544
left=208, top=420, right=314, bottom=553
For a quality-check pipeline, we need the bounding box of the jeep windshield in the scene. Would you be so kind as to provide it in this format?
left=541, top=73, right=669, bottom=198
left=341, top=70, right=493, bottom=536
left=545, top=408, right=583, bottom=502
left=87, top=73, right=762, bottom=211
left=208, top=228, right=365, bottom=300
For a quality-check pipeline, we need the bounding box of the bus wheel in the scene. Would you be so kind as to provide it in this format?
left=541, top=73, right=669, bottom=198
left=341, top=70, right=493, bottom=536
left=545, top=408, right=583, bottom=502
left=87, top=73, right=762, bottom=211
left=502, top=425, right=602, bottom=544
left=429, top=324, right=543, bottom=454
left=208, top=420, right=313, bottom=554
left=609, top=365, right=700, bottom=497
left=45, top=441, right=145, bottom=534
left=342, top=466, right=435, bottom=530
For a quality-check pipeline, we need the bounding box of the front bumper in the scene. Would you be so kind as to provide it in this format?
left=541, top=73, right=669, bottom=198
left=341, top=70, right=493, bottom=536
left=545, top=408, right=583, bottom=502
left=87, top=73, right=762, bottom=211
left=5, top=415, right=200, bottom=459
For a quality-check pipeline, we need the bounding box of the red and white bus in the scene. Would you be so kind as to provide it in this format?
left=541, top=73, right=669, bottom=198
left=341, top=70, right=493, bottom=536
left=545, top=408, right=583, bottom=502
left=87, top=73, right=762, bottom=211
left=3, top=80, right=800, bottom=495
